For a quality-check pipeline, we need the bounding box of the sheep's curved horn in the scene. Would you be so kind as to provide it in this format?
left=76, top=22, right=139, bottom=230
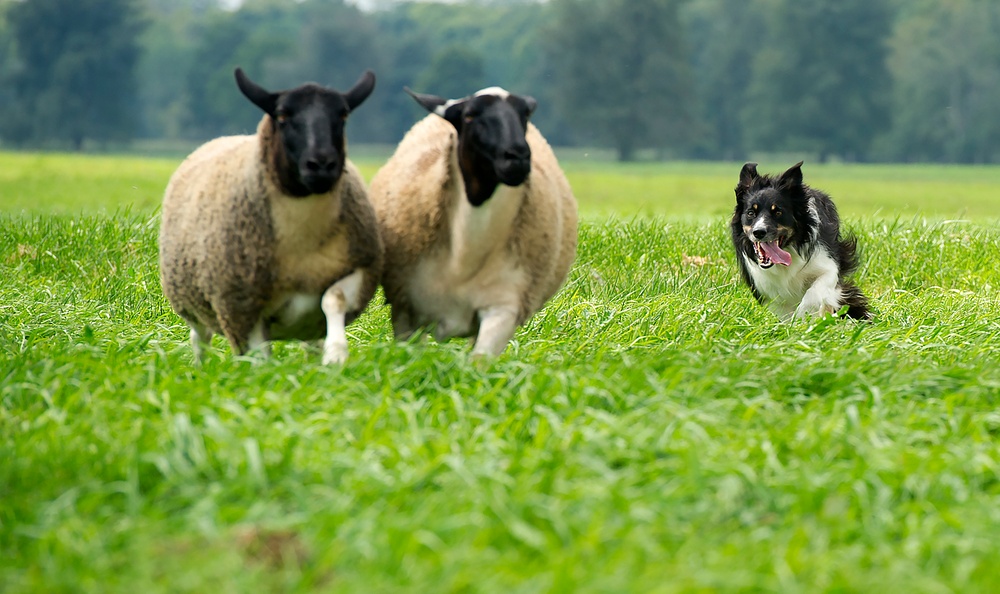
left=344, top=70, right=376, bottom=112
left=405, top=87, right=452, bottom=115
left=235, top=67, right=278, bottom=116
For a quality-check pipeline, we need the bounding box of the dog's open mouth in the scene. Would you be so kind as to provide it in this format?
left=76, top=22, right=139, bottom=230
left=754, top=237, right=792, bottom=268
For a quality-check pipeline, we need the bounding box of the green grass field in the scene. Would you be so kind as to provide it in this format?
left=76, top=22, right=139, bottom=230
left=2, top=151, right=1000, bottom=592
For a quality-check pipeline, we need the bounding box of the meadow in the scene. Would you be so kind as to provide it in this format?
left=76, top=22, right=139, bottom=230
left=2, top=150, right=1000, bottom=592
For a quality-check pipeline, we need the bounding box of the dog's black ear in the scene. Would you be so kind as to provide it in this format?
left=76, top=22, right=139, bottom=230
left=779, top=161, right=804, bottom=188
left=739, top=162, right=758, bottom=186
left=735, top=162, right=758, bottom=202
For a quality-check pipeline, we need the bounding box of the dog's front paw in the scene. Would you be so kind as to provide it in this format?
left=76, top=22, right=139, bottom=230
left=795, top=295, right=839, bottom=320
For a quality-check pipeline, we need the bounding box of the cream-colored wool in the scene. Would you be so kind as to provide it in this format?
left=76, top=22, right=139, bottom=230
left=369, top=114, right=577, bottom=355
left=159, top=115, right=383, bottom=363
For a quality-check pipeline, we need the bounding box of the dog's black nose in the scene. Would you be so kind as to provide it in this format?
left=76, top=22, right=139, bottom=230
left=753, top=229, right=767, bottom=239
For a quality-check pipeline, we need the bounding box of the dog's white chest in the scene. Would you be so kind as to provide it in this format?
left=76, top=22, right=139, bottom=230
left=745, top=247, right=840, bottom=320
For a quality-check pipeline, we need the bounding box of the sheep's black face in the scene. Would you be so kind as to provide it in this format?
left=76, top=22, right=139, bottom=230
left=459, top=93, right=534, bottom=188
left=275, top=88, right=350, bottom=196
left=234, top=68, right=376, bottom=198
left=405, top=86, right=538, bottom=206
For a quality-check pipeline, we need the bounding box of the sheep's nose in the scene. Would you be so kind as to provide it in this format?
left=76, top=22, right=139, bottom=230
left=305, top=157, right=336, bottom=173
left=503, top=145, right=530, bottom=163
left=753, top=228, right=767, bottom=239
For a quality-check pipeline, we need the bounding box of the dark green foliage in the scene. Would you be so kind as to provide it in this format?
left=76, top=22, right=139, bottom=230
left=371, top=1, right=557, bottom=143
left=182, top=7, right=298, bottom=138
left=257, top=0, right=389, bottom=142
left=5, top=0, right=1000, bottom=161
left=415, top=45, right=486, bottom=101
left=880, top=0, right=1000, bottom=163
left=544, top=0, right=695, bottom=161
left=740, top=0, right=893, bottom=162
left=1, top=0, right=146, bottom=149
left=682, top=0, right=764, bottom=160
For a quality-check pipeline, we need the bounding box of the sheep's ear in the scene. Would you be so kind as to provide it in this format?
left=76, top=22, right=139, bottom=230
left=779, top=161, right=804, bottom=188
left=344, top=70, right=376, bottom=112
left=235, top=67, right=278, bottom=116
left=521, top=95, right=537, bottom=117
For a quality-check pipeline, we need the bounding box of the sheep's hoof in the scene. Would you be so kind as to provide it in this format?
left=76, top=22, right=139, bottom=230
left=322, top=343, right=349, bottom=365
left=469, top=349, right=498, bottom=370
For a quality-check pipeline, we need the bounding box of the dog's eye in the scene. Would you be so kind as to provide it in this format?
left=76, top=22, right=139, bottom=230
left=774, top=210, right=782, bottom=217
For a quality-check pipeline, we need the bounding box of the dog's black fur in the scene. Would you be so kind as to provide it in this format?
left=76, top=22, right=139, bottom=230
left=730, top=161, right=871, bottom=320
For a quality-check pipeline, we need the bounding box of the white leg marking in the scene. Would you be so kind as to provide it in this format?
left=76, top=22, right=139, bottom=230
left=796, top=271, right=842, bottom=319
left=189, top=322, right=213, bottom=364
left=247, top=318, right=271, bottom=358
left=769, top=301, right=799, bottom=323
left=321, top=270, right=364, bottom=365
left=472, top=306, right=519, bottom=357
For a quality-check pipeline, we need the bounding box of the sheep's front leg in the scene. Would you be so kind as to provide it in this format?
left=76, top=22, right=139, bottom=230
left=217, top=305, right=270, bottom=359
left=247, top=318, right=271, bottom=358
left=189, top=321, right=213, bottom=364
left=391, top=307, right=417, bottom=341
left=321, top=269, right=364, bottom=365
left=472, top=306, right=519, bottom=357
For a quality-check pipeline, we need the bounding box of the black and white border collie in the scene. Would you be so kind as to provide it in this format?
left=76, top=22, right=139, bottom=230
left=730, top=161, right=871, bottom=321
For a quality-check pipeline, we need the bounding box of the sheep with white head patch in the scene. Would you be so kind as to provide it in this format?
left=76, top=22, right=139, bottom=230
left=368, top=86, right=578, bottom=356
left=159, top=67, right=382, bottom=364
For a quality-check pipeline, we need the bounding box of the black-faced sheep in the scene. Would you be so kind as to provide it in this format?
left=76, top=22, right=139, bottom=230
left=368, top=86, right=578, bottom=356
left=159, top=67, right=383, bottom=364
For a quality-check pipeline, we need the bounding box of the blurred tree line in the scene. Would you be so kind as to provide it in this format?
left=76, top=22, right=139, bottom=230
left=1, top=0, right=998, bottom=163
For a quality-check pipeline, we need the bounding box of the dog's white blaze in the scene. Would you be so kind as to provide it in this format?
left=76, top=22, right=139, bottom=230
left=745, top=245, right=842, bottom=321
left=751, top=218, right=769, bottom=237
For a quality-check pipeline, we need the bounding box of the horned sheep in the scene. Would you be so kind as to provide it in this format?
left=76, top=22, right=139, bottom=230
left=368, top=86, right=578, bottom=356
left=159, top=67, right=383, bottom=364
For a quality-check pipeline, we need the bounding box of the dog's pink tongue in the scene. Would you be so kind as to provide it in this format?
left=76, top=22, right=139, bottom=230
left=761, top=241, right=792, bottom=266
